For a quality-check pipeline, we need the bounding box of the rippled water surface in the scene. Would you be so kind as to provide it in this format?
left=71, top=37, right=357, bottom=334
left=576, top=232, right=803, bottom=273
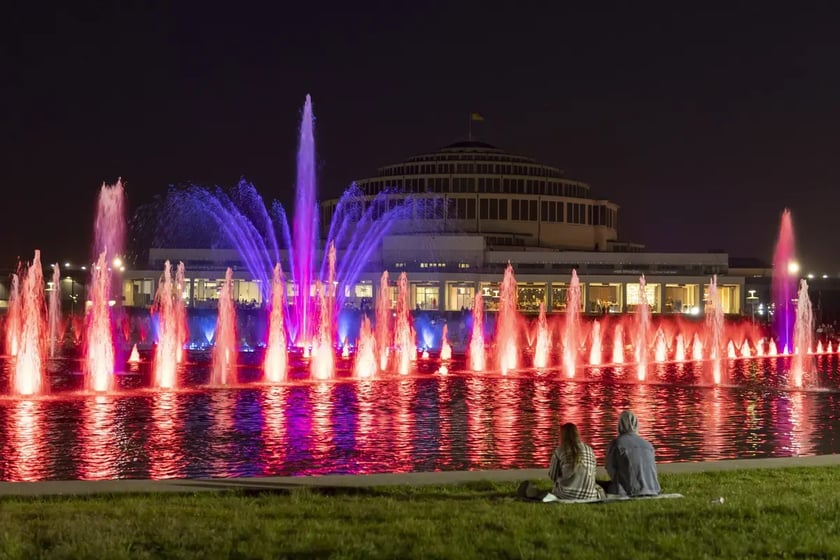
left=2, top=353, right=840, bottom=481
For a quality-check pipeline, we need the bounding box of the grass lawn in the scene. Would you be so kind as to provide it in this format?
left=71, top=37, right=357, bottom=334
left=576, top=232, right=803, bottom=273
left=1, top=467, right=840, bottom=559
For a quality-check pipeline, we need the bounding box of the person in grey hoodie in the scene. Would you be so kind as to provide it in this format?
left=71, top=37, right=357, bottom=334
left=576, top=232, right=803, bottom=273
left=605, top=410, right=661, bottom=497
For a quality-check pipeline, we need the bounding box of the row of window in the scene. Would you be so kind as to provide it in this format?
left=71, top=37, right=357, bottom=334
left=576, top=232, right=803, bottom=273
left=322, top=197, right=618, bottom=228
left=377, top=161, right=563, bottom=179
left=405, top=152, right=533, bottom=164
left=441, top=198, right=616, bottom=227
left=357, top=177, right=589, bottom=198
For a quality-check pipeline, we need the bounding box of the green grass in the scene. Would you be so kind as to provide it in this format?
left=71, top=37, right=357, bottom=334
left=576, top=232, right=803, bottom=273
left=1, top=467, right=840, bottom=559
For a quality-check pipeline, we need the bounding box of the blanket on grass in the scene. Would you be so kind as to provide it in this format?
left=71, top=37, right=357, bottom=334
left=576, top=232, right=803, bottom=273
left=539, top=492, right=684, bottom=504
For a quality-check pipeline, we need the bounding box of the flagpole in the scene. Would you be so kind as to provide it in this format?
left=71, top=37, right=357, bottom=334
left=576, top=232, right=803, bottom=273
left=468, top=113, right=472, bottom=141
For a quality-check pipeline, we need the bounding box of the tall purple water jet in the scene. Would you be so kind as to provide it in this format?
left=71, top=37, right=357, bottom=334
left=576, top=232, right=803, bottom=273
left=376, top=271, right=391, bottom=371
left=469, top=291, right=486, bottom=371
left=6, top=271, right=20, bottom=357
left=211, top=268, right=237, bottom=386
left=264, top=263, right=288, bottom=382
left=496, top=263, right=519, bottom=374
left=13, top=251, right=46, bottom=396
left=48, top=263, right=61, bottom=358
left=311, top=243, right=336, bottom=379
left=292, top=95, right=318, bottom=346
left=85, top=252, right=114, bottom=392
left=772, top=209, right=797, bottom=352
left=142, top=98, right=422, bottom=349
left=790, top=279, right=814, bottom=388
left=635, top=275, right=650, bottom=381
left=562, top=270, right=581, bottom=377
left=394, top=272, right=414, bottom=375
left=707, top=275, right=725, bottom=384
left=311, top=285, right=335, bottom=380
left=152, top=261, right=178, bottom=389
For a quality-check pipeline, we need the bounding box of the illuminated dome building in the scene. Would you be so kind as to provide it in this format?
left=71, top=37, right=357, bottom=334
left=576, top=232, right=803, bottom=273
left=321, top=141, right=619, bottom=251
left=121, top=141, right=744, bottom=317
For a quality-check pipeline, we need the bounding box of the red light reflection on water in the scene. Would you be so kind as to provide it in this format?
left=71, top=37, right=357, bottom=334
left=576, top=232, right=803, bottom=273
left=149, top=392, right=182, bottom=480
left=701, top=388, right=726, bottom=459
left=389, top=379, right=415, bottom=472
left=209, top=391, right=236, bottom=477
left=80, top=395, right=117, bottom=480
left=0, top=351, right=837, bottom=481
left=310, top=382, right=334, bottom=467
left=465, top=376, right=491, bottom=468
left=531, top=377, right=554, bottom=466
left=582, top=383, right=610, bottom=456
left=786, top=390, right=814, bottom=456
left=7, top=400, right=43, bottom=481
left=435, top=376, right=453, bottom=463
left=353, top=380, right=376, bottom=471
left=261, top=386, right=287, bottom=471
left=492, top=377, right=519, bottom=469
left=558, top=382, right=584, bottom=430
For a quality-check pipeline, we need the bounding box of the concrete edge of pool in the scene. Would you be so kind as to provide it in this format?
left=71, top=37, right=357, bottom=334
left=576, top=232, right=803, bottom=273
left=1, top=454, right=839, bottom=497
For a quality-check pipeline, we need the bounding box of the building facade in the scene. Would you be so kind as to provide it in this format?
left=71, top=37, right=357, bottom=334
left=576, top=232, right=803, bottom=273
left=121, top=240, right=743, bottom=316
left=120, top=140, right=743, bottom=315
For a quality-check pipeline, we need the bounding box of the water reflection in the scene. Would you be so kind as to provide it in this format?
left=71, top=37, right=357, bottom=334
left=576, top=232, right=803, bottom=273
left=493, top=377, right=519, bottom=469
left=465, top=376, right=490, bottom=468
left=0, top=358, right=838, bottom=481
left=261, top=386, right=287, bottom=475
left=310, top=382, right=334, bottom=470
left=209, top=391, right=236, bottom=477
left=149, top=391, right=182, bottom=479
left=354, top=380, right=375, bottom=472
left=531, top=376, right=554, bottom=465
left=80, top=395, right=116, bottom=480
left=7, top=400, right=43, bottom=481
left=391, top=379, right=414, bottom=472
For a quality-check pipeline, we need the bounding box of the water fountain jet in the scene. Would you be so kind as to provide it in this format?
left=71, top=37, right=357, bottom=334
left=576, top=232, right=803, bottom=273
left=210, top=268, right=237, bottom=386
left=264, top=263, right=288, bottom=382
left=496, top=264, right=519, bottom=374
left=12, top=251, right=46, bottom=396
left=772, top=209, right=796, bottom=353
left=469, top=292, right=486, bottom=371
left=533, top=302, right=550, bottom=368
left=790, top=279, right=814, bottom=388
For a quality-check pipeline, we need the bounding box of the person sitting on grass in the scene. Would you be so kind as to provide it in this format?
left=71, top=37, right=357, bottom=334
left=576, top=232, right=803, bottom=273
left=547, top=423, right=605, bottom=500
left=604, top=410, right=661, bottom=497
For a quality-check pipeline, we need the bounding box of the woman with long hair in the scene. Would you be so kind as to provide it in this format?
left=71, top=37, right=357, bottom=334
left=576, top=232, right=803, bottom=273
left=547, top=423, right=604, bottom=500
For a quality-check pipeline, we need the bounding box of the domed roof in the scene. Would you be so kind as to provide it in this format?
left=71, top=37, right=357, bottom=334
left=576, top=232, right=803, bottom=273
left=441, top=141, right=500, bottom=150
left=398, top=140, right=538, bottom=166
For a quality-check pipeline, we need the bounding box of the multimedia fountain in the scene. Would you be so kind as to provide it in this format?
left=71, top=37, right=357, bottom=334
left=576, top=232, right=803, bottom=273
left=0, top=96, right=836, bottom=482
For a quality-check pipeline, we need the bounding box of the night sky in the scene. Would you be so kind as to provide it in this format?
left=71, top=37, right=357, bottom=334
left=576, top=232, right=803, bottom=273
left=3, top=3, right=839, bottom=271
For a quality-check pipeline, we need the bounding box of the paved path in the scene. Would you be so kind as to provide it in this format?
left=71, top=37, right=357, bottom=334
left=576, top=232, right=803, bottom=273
left=1, top=454, right=838, bottom=497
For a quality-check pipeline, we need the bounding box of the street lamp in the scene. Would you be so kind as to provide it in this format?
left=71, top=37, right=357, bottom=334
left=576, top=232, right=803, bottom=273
left=64, top=276, right=78, bottom=315
left=746, top=290, right=759, bottom=323
left=787, top=260, right=800, bottom=276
